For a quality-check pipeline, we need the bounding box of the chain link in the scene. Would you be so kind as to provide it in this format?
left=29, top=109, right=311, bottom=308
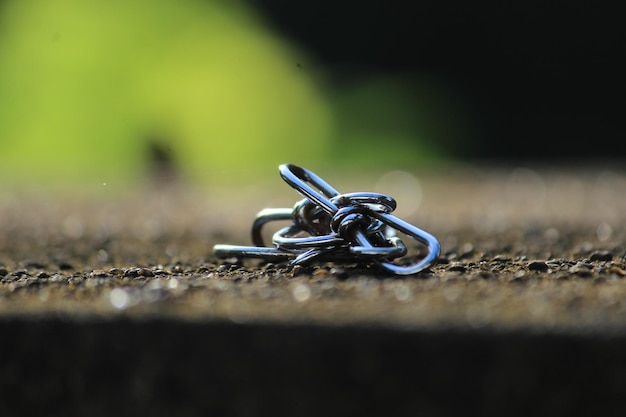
left=213, top=164, right=440, bottom=275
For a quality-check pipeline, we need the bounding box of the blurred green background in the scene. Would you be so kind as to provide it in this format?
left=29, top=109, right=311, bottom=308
left=0, top=0, right=465, bottom=191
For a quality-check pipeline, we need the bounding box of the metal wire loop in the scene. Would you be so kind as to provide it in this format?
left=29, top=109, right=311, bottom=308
left=213, top=164, right=440, bottom=275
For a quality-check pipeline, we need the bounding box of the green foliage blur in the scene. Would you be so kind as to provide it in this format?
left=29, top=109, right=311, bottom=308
left=0, top=0, right=461, bottom=191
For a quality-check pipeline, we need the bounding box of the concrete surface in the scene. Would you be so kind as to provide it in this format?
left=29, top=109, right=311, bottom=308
left=2, top=162, right=626, bottom=416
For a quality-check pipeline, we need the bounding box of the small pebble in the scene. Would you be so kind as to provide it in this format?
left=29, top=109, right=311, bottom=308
left=492, top=255, right=511, bottom=263
left=138, top=268, right=154, bottom=277
left=527, top=260, right=549, bottom=272
left=313, top=268, right=329, bottom=278
left=448, top=262, right=466, bottom=272
left=330, top=267, right=349, bottom=279
left=569, top=265, right=593, bottom=277
left=472, top=271, right=493, bottom=280
left=509, top=270, right=527, bottom=282
left=575, top=261, right=594, bottom=270
left=25, top=261, right=46, bottom=269
left=90, top=270, right=109, bottom=278
left=48, top=274, right=66, bottom=283
left=590, top=251, right=613, bottom=262
left=290, top=265, right=305, bottom=277
left=459, top=243, right=474, bottom=259
left=58, top=262, right=73, bottom=270
left=123, top=268, right=140, bottom=278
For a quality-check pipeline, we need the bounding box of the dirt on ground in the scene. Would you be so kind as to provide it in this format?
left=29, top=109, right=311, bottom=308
left=2, top=162, right=626, bottom=331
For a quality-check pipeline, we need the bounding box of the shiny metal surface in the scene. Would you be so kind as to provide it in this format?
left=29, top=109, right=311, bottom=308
left=213, top=164, right=440, bottom=275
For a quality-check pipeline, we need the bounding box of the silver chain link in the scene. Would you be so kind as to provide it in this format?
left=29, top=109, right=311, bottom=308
left=213, top=164, right=440, bottom=275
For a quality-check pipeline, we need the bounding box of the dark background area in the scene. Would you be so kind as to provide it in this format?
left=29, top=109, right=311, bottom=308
left=3, top=318, right=626, bottom=417
left=251, top=1, right=624, bottom=161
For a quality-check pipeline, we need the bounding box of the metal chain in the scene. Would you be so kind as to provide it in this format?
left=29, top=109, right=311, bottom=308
left=213, top=164, right=440, bottom=275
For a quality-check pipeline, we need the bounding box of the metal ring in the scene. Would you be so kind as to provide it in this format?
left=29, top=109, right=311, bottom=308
left=352, top=213, right=440, bottom=275
left=279, top=164, right=340, bottom=214
left=251, top=208, right=293, bottom=247
left=292, top=198, right=331, bottom=236
left=349, top=236, right=407, bottom=259
left=272, top=225, right=344, bottom=250
left=330, top=192, right=397, bottom=213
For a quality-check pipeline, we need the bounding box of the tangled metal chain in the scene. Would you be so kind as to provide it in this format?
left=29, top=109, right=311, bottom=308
left=213, top=164, right=440, bottom=275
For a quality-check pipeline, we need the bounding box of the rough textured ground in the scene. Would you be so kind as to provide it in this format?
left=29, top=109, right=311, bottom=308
left=2, top=162, right=626, bottom=416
